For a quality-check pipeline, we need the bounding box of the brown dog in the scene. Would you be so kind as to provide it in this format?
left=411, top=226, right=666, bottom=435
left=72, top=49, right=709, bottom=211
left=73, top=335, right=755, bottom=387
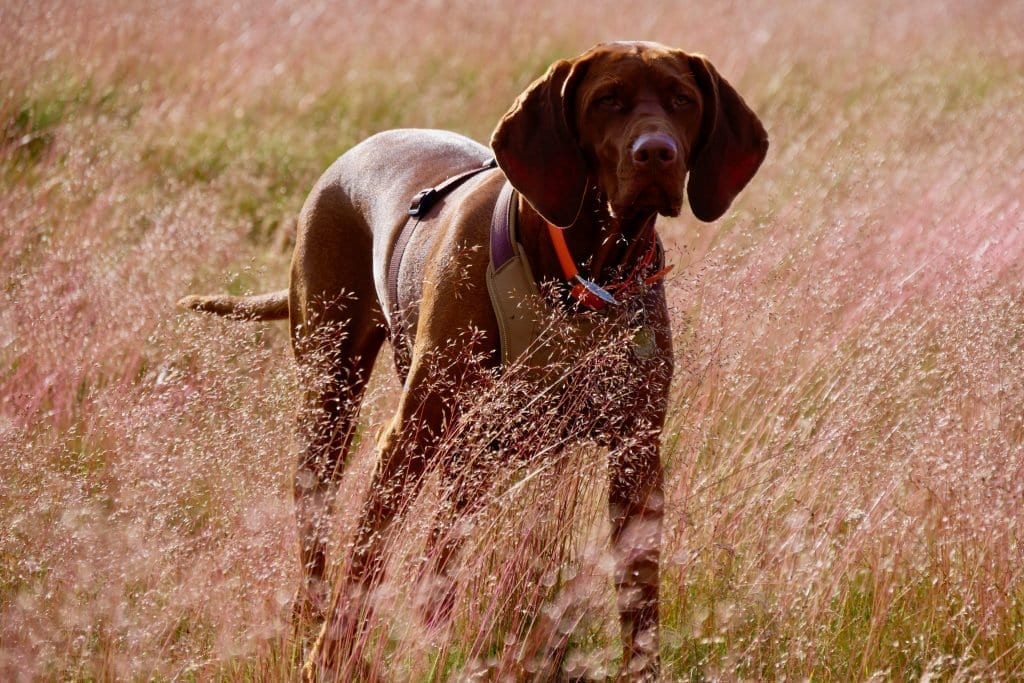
left=180, top=41, right=766, bottom=679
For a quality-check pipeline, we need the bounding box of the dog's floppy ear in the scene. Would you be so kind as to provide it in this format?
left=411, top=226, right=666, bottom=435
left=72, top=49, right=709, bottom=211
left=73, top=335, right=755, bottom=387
left=686, top=55, right=769, bottom=222
left=491, top=58, right=592, bottom=228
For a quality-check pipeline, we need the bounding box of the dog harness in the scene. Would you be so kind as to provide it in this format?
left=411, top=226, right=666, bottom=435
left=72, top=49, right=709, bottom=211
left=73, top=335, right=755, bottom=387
left=486, top=182, right=671, bottom=365
left=485, top=181, right=545, bottom=364
left=387, top=157, right=499, bottom=329
left=387, top=159, right=669, bottom=367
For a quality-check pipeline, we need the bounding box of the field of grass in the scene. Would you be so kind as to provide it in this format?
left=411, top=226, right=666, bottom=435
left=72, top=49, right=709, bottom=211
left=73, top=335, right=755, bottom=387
left=2, top=0, right=1023, bottom=680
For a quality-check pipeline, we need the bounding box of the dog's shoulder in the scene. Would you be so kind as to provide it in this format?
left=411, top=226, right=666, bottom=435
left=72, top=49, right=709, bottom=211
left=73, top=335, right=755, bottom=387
left=411, top=169, right=506, bottom=366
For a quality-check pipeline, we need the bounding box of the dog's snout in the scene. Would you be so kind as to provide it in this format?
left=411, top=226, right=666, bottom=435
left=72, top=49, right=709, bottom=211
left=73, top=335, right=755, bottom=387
left=630, top=132, right=678, bottom=168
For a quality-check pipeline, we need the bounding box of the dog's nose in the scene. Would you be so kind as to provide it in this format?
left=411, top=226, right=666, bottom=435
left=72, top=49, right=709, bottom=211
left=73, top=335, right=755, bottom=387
left=631, top=133, right=678, bottom=168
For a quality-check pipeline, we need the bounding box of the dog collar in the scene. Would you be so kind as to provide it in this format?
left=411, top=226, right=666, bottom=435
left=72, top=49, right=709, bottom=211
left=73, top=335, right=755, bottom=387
left=546, top=223, right=620, bottom=307
left=546, top=215, right=672, bottom=311
left=490, top=182, right=671, bottom=312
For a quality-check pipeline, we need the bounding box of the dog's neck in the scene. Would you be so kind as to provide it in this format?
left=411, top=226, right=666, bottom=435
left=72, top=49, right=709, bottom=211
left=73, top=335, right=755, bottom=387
left=516, top=189, right=657, bottom=292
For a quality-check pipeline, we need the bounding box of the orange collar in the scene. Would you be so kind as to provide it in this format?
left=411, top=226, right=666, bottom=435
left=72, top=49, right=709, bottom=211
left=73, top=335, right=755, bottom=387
left=545, top=221, right=672, bottom=310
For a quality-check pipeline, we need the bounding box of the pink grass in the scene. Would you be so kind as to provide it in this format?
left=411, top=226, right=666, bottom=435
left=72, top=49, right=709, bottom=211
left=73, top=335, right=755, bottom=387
left=2, top=0, right=1023, bottom=679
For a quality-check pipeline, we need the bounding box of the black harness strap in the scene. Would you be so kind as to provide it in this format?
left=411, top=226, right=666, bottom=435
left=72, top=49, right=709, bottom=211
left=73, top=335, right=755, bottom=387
left=387, top=157, right=498, bottom=333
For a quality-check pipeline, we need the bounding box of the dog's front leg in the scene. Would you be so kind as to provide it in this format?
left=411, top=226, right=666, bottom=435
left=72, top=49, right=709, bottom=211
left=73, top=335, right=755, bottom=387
left=608, top=437, right=664, bottom=680
left=304, top=370, right=451, bottom=680
left=417, top=447, right=502, bottom=626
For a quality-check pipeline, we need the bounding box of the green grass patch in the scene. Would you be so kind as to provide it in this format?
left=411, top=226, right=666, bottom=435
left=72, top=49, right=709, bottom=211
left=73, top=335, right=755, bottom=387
left=2, top=72, right=141, bottom=176
left=138, top=76, right=420, bottom=247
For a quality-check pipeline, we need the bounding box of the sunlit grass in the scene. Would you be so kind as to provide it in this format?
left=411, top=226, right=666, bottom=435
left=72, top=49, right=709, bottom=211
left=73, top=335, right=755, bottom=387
left=2, top=0, right=1022, bottom=679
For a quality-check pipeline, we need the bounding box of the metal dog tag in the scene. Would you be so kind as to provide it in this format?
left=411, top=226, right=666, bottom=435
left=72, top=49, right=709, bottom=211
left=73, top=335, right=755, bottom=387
left=632, top=325, right=657, bottom=359
left=575, top=275, right=618, bottom=306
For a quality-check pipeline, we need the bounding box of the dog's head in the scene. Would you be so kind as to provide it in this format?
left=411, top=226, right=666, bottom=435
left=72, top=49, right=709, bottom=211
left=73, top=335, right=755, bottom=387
left=491, top=41, right=768, bottom=227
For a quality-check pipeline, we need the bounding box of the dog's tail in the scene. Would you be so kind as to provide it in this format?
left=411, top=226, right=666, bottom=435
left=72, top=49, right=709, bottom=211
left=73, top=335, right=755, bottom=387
left=177, top=290, right=289, bottom=321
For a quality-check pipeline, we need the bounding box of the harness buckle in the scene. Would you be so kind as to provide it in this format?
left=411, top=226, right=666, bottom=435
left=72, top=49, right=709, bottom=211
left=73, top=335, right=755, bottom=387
left=409, top=188, right=438, bottom=217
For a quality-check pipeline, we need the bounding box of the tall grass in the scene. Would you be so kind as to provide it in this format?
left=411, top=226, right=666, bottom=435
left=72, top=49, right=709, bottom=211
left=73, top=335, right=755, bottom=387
left=2, top=0, right=1022, bottom=679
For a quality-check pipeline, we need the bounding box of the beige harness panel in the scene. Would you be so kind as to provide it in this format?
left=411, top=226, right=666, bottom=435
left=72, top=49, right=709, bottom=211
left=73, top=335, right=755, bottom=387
left=485, top=196, right=544, bottom=365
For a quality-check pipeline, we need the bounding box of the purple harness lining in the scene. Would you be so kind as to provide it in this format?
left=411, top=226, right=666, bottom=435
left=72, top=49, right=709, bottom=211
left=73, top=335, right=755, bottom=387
left=489, top=181, right=517, bottom=270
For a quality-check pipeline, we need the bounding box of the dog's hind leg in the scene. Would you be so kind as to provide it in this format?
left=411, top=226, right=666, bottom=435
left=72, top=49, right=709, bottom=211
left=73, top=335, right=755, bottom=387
left=290, top=312, right=384, bottom=629
left=287, top=186, right=389, bottom=628
left=289, top=290, right=386, bottom=627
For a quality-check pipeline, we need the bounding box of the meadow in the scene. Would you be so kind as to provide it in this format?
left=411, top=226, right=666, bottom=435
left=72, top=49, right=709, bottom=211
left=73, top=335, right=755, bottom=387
left=2, top=0, right=1022, bottom=679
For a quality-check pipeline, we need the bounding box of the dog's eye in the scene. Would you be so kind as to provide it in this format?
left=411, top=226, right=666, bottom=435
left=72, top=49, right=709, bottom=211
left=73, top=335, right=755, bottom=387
left=672, top=93, right=694, bottom=109
left=595, top=94, right=623, bottom=111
